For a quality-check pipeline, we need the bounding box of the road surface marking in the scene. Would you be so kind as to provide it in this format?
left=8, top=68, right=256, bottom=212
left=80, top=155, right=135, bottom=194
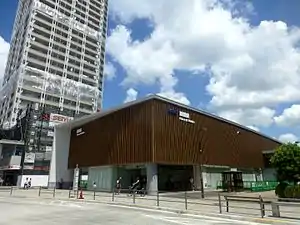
left=144, top=214, right=272, bottom=225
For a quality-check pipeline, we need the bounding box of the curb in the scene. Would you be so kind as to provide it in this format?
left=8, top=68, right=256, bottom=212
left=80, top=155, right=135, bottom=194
left=1, top=194, right=299, bottom=224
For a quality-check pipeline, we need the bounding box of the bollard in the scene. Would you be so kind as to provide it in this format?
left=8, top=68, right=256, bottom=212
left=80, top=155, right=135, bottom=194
left=218, top=193, right=222, bottom=213
left=259, top=195, right=265, bottom=218
left=271, top=202, right=280, bottom=217
left=53, top=188, right=56, bottom=198
left=10, top=186, right=13, bottom=196
left=225, top=196, right=229, bottom=212
left=133, top=191, right=136, bottom=204
left=94, top=190, right=96, bottom=200
left=68, top=189, right=71, bottom=198
left=38, top=186, right=41, bottom=197
left=112, top=190, right=115, bottom=202
left=156, top=191, right=160, bottom=207
left=184, top=191, right=188, bottom=210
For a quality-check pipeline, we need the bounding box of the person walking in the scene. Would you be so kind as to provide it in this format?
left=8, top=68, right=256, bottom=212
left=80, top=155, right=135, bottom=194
left=28, top=178, right=32, bottom=189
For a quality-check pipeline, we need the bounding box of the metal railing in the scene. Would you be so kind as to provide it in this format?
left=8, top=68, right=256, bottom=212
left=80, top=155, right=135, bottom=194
left=0, top=186, right=299, bottom=220
left=219, top=194, right=268, bottom=218
left=270, top=198, right=300, bottom=219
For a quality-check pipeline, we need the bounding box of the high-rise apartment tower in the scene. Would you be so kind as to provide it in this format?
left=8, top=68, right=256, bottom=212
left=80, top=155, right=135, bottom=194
left=0, top=0, right=108, bottom=173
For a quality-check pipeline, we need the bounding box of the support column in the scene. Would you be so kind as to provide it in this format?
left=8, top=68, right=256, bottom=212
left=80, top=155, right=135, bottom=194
left=48, top=126, right=72, bottom=188
left=146, top=163, right=158, bottom=195
left=193, top=165, right=205, bottom=198
left=193, top=165, right=201, bottom=190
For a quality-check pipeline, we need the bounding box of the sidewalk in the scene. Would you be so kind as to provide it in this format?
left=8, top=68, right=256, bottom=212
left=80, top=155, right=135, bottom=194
left=0, top=188, right=299, bottom=222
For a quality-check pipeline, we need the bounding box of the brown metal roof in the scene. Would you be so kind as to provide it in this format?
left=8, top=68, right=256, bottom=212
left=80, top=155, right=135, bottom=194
left=60, top=94, right=281, bottom=144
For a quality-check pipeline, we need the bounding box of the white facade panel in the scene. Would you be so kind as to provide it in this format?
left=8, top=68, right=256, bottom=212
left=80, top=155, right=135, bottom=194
left=48, top=126, right=72, bottom=188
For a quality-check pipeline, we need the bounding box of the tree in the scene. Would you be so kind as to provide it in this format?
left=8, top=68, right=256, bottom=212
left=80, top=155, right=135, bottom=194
left=270, top=143, right=300, bottom=184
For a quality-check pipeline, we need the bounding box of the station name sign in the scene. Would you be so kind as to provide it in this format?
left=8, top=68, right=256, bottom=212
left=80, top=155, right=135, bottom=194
left=76, top=128, right=85, bottom=136
left=168, top=108, right=195, bottom=124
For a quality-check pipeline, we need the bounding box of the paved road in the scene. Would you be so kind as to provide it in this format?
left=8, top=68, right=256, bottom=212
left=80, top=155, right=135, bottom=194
left=0, top=196, right=274, bottom=225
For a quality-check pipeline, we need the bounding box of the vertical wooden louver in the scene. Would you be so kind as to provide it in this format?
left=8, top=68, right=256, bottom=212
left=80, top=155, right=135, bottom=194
left=68, top=98, right=280, bottom=169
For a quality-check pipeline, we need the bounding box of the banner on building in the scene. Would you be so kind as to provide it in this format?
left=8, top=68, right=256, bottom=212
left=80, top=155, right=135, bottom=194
left=49, top=113, right=73, bottom=127
left=23, top=165, right=34, bottom=170
left=24, top=153, right=35, bottom=164
left=73, top=164, right=79, bottom=191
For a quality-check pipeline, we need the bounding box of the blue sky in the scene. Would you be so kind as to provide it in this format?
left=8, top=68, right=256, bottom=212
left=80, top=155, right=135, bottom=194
left=1, top=0, right=300, bottom=142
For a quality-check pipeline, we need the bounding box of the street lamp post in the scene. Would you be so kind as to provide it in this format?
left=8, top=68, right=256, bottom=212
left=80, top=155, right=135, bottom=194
left=198, top=127, right=207, bottom=199
left=199, top=149, right=205, bottom=199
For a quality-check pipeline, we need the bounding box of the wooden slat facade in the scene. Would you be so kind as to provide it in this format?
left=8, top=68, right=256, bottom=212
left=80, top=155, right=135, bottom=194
left=68, top=98, right=280, bottom=169
left=152, top=99, right=280, bottom=168
left=68, top=102, right=153, bottom=168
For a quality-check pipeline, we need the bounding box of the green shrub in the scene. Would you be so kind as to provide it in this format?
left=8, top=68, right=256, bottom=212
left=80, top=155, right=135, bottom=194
left=284, top=185, right=300, bottom=199
left=275, top=182, right=289, bottom=198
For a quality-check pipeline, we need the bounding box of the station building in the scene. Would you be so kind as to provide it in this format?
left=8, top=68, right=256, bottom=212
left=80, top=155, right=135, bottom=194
left=48, top=95, right=281, bottom=193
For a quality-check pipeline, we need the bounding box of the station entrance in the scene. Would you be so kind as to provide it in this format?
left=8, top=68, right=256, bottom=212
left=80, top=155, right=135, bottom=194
left=116, top=165, right=147, bottom=190
left=158, top=165, right=193, bottom=191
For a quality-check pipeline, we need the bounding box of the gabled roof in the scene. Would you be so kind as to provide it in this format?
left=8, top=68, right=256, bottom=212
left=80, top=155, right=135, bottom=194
left=57, top=94, right=281, bottom=144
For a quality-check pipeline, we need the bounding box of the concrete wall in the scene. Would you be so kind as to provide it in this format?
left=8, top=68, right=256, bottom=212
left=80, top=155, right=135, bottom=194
left=18, top=175, right=49, bottom=187
left=48, top=126, right=73, bottom=188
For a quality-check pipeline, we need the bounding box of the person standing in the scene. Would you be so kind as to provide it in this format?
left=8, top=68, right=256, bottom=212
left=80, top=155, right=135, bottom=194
left=93, top=181, right=97, bottom=190
left=189, top=177, right=195, bottom=191
left=116, top=177, right=122, bottom=195
left=24, top=178, right=28, bottom=189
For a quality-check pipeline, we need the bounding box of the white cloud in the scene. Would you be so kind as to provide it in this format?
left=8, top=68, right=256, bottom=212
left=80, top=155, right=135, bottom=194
left=274, top=104, right=300, bottom=127
left=104, top=61, right=117, bottom=80
left=157, top=91, right=190, bottom=105
left=247, top=125, right=260, bottom=132
left=0, top=36, right=10, bottom=87
left=108, top=0, right=300, bottom=127
left=278, top=133, right=298, bottom=143
left=124, top=88, right=138, bottom=103
left=218, top=107, right=275, bottom=127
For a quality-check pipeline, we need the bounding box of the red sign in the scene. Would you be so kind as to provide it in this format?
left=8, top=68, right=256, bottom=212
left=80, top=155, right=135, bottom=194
left=33, top=166, right=50, bottom=171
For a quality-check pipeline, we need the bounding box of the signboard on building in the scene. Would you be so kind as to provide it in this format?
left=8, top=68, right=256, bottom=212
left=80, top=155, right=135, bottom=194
left=168, top=108, right=195, bottom=124
left=49, top=113, right=73, bottom=127
left=179, top=111, right=195, bottom=124
left=76, top=128, right=85, bottom=136
left=24, top=153, right=35, bottom=164
left=47, top=131, right=54, bottom=137
left=46, top=146, right=52, bottom=152
left=73, top=164, right=80, bottom=191
left=23, top=165, right=34, bottom=170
